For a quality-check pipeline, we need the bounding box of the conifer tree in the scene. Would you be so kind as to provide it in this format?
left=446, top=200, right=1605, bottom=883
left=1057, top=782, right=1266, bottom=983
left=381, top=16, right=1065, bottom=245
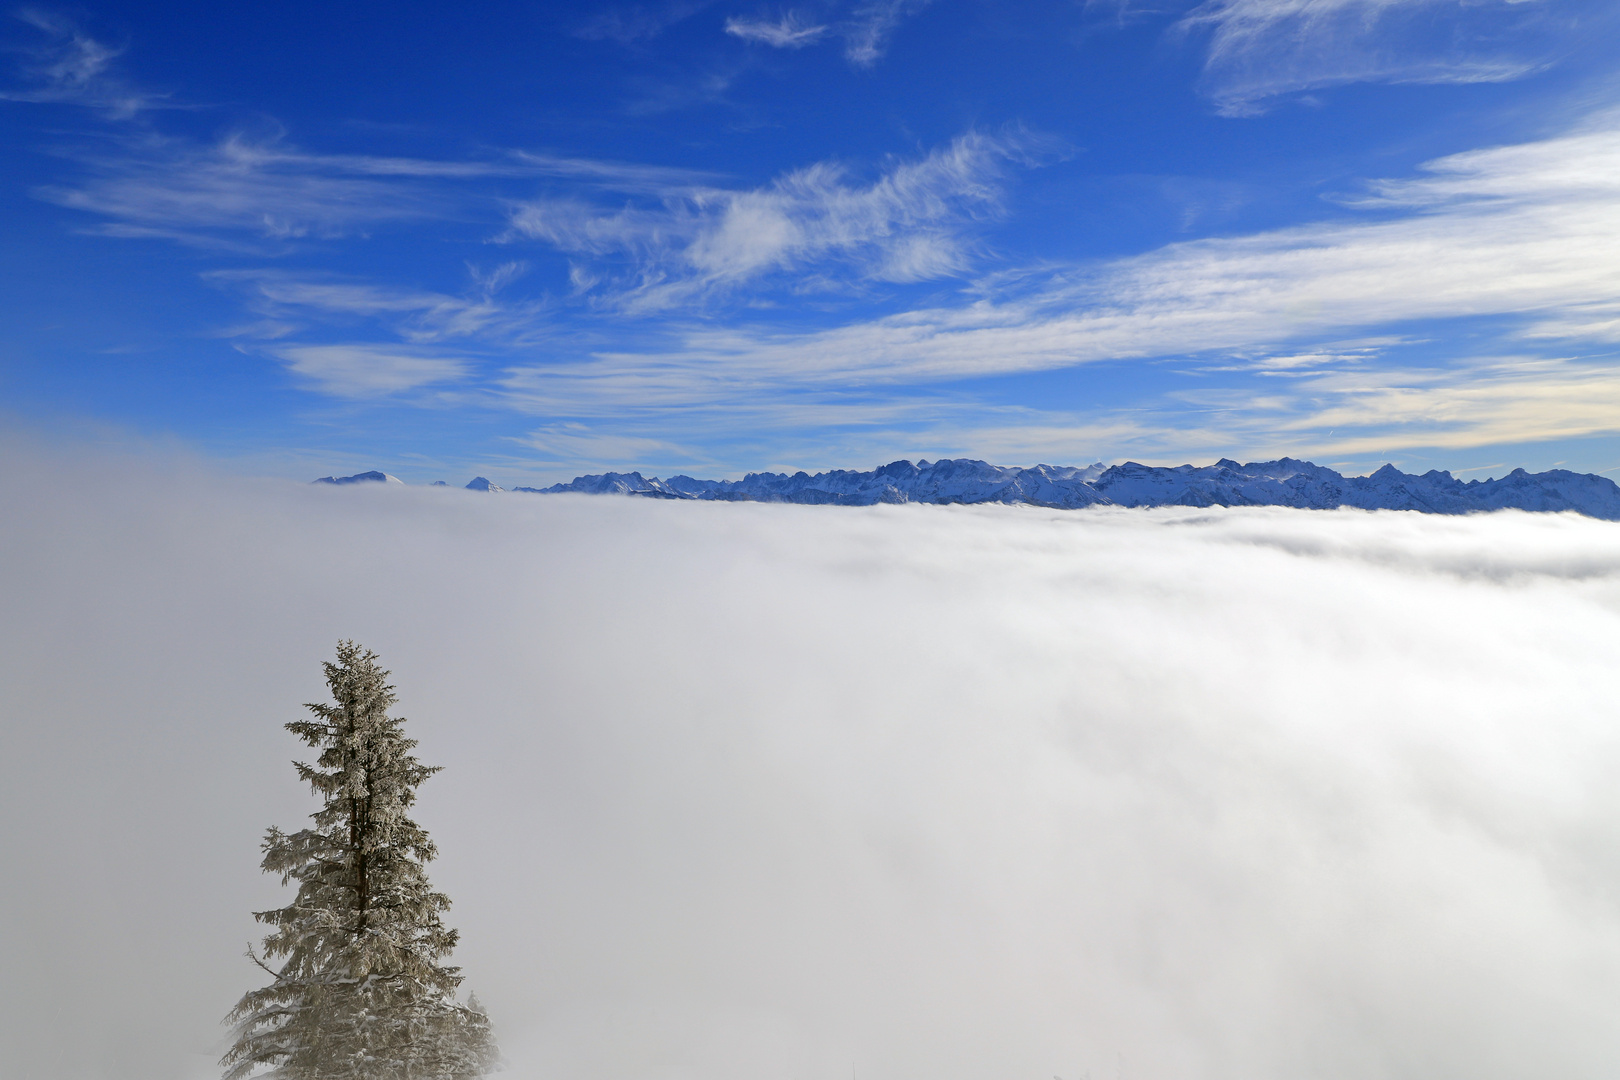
left=223, top=641, right=498, bottom=1080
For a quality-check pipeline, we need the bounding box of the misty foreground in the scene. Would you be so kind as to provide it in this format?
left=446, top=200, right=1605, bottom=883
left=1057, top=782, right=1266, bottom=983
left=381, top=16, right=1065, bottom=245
left=8, top=441, right=1620, bottom=1080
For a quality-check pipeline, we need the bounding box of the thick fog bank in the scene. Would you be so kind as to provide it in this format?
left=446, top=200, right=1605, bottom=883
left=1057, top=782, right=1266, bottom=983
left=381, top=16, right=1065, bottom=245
left=4, top=440, right=1620, bottom=1080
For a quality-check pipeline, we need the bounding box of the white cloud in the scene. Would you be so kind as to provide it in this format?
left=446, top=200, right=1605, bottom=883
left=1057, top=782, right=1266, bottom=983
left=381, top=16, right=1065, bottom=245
left=503, top=130, right=1043, bottom=309
left=142, top=112, right=1620, bottom=467
left=473, top=111, right=1620, bottom=464
left=518, top=423, right=711, bottom=469
left=722, top=0, right=930, bottom=65
left=37, top=133, right=469, bottom=244
left=509, top=151, right=728, bottom=195
left=273, top=343, right=472, bottom=396
left=992, top=352, right=1620, bottom=465
left=492, top=349, right=1620, bottom=469
left=33, top=44, right=1620, bottom=466
left=1177, top=0, right=1558, bottom=115
left=214, top=270, right=546, bottom=345
left=573, top=1, right=715, bottom=43
left=834, top=351, right=1620, bottom=468
left=725, top=12, right=830, bottom=47
left=467, top=260, right=530, bottom=295
left=9, top=439, right=1620, bottom=1080
left=534, top=111, right=1620, bottom=384
left=1267, top=356, right=1620, bottom=453
left=37, top=132, right=714, bottom=249
left=1, top=8, right=166, bottom=116
left=842, top=0, right=932, bottom=65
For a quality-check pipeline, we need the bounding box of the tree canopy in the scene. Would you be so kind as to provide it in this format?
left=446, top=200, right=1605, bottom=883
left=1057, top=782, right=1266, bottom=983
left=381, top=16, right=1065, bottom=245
left=223, top=641, right=498, bottom=1080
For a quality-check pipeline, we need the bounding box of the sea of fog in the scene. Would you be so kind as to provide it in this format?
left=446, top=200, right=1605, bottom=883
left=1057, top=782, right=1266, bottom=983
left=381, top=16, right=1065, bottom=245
left=4, top=438, right=1620, bottom=1080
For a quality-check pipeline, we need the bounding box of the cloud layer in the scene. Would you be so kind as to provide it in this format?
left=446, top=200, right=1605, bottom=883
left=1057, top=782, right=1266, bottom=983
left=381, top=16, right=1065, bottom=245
left=1, top=8, right=165, bottom=116
left=5, top=437, right=1620, bottom=1080
left=722, top=2, right=931, bottom=64
left=273, top=343, right=473, bottom=397
left=491, top=110, right=1620, bottom=461
left=38, top=103, right=1620, bottom=468
left=1178, top=0, right=1563, bottom=115
left=724, top=12, right=829, bottom=48
left=78, top=106, right=1619, bottom=467
left=503, top=130, right=1038, bottom=309
left=651, top=113, right=1620, bottom=380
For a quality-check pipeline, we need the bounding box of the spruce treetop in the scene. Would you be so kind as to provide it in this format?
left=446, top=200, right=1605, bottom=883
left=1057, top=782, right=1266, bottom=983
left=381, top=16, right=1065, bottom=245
left=223, top=641, right=497, bottom=1080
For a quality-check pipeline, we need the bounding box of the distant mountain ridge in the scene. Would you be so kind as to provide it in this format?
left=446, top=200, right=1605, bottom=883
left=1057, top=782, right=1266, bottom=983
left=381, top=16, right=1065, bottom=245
left=314, top=458, right=1620, bottom=520
left=534, top=457, right=1620, bottom=519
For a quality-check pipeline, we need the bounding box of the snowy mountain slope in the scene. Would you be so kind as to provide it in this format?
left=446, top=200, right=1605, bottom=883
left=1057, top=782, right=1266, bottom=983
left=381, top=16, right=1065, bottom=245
left=309, top=459, right=1620, bottom=519
left=539, top=459, right=1115, bottom=508
left=312, top=470, right=405, bottom=485
left=528, top=458, right=1620, bottom=519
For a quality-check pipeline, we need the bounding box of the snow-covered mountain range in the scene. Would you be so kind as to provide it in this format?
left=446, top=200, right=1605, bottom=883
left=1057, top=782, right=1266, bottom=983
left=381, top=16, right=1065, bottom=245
left=314, top=458, right=1620, bottom=520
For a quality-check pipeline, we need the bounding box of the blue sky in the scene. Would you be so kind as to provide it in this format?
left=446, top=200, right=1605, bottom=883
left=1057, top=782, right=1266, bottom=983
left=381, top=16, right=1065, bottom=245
left=3, top=0, right=1619, bottom=484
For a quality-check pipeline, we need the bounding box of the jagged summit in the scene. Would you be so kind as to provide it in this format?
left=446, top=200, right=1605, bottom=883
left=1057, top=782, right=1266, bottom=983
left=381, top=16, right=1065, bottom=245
left=312, top=470, right=404, bottom=486
left=308, top=458, right=1620, bottom=520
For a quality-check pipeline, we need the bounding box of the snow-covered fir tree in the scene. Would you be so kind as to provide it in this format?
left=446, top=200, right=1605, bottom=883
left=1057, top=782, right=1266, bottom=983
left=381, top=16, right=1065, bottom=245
left=223, top=641, right=498, bottom=1080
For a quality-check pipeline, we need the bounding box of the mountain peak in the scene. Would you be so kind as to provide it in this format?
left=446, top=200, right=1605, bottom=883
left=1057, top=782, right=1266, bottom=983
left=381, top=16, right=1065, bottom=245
left=312, top=470, right=403, bottom=486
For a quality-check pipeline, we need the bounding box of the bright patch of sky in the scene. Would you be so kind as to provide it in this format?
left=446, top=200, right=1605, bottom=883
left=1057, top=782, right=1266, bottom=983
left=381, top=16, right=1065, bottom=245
left=2, top=0, right=1618, bottom=483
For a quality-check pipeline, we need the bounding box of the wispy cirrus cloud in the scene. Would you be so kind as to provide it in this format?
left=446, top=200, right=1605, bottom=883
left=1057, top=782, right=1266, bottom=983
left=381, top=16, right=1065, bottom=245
left=503, top=129, right=1052, bottom=310
left=478, top=111, right=1620, bottom=463
left=270, top=343, right=473, bottom=397
left=38, top=133, right=495, bottom=246
left=174, top=110, right=1620, bottom=464
left=724, top=11, right=830, bottom=47
left=562, top=111, right=1620, bottom=384
left=573, top=0, right=717, bottom=43
left=509, top=151, right=727, bottom=195
left=721, top=1, right=931, bottom=66
left=488, top=352, right=1620, bottom=473
left=23, top=7, right=1619, bottom=472
left=842, top=0, right=932, bottom=65
left=35, top=131, right=727, bottom=250
left=517, top=423, right=713, bottom=469
left=1175, top=0, right=1564, bottom=116
left=1100, top=350, right=1620, bottom=463
left=0, top=8, right=167, bottom=117
left=1273, top=356, right=1620, bottom=455
left=210, top=266, right=549, bottom=347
